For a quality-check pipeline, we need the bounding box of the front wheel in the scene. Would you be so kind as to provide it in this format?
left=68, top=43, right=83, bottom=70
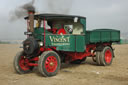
left=38, top=51, right=61, bottom=77
left=13, top=51, right=34, bottom=74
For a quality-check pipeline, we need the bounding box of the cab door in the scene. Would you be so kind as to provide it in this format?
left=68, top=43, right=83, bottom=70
left=76, top=35, right=85, bottom=52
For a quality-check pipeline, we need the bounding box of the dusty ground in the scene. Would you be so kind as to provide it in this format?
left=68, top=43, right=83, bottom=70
left=0, top=44, right=128, bottom=85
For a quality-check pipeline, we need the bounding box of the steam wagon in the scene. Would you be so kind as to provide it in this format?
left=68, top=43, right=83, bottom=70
left=13, top=10, right=120, bottom=77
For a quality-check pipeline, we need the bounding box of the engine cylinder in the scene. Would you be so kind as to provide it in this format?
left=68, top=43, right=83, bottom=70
left=23, top=37, right=39, bottom=55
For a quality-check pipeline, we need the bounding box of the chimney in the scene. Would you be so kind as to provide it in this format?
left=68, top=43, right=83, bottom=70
left=28, top=9, right=35, bottom=32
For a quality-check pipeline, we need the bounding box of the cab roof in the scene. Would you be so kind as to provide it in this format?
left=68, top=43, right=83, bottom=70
left=25, top=13, right=86, bottom=20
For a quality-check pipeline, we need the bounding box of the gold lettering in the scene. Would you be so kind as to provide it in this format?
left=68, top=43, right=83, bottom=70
left=49, top=36, right=53, bottom=42
left=49, top=36, right=70, bottom=43
left=67, top=37, right=70, bottom=42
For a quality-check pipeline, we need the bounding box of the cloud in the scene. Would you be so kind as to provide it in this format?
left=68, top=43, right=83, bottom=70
left=0, top=0, right=128, bottom=40
left=42, top=0, right=73, bottom=14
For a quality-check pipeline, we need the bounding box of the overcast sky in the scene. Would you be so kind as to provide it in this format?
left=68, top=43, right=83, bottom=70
left=0, top=0, right=128, bottom=40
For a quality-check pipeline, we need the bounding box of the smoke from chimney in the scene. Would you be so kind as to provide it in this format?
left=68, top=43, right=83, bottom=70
left=10, top=0, right=36, bottom=21
left=10, top=0, right=73, bottom=21
left=45, top=0, right=73, bottom=14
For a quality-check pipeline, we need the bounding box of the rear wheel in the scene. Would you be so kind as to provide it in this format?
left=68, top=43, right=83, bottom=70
left=96, top=46, right=113, bottom=66
left=13, top=51, right=34, bottom=74
left=100, top=46, right=113, bottom=66
left=38, top=51, right=61, bottom=77
left=96, top=51, right=101, bottom=65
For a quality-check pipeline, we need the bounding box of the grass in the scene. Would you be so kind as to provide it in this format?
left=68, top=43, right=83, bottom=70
left=0, top=41, right=10, bottom=44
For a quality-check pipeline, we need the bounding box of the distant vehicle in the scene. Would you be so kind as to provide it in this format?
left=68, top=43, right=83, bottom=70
left=13, top=10, right=120, bottom=77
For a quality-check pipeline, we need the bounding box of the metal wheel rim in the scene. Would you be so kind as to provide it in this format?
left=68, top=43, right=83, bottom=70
left=19, top=56, right=29, bottom=71
left=45, top=56, right=58, bottom=72
left=105, top=49, right=112, bottom=63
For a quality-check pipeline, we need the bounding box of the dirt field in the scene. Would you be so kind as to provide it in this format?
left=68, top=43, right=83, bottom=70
left=0, top=44, right=128, bottom=85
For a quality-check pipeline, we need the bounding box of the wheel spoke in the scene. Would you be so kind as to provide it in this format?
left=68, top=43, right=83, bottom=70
left=45, top=56, right=57, bottom=72
left=105, top=49, right=112, bottom=63
left=19, top=56, right=30, bottom=71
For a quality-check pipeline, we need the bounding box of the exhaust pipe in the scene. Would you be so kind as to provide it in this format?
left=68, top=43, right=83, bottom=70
left=28, top=10, right=35, bottom=32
